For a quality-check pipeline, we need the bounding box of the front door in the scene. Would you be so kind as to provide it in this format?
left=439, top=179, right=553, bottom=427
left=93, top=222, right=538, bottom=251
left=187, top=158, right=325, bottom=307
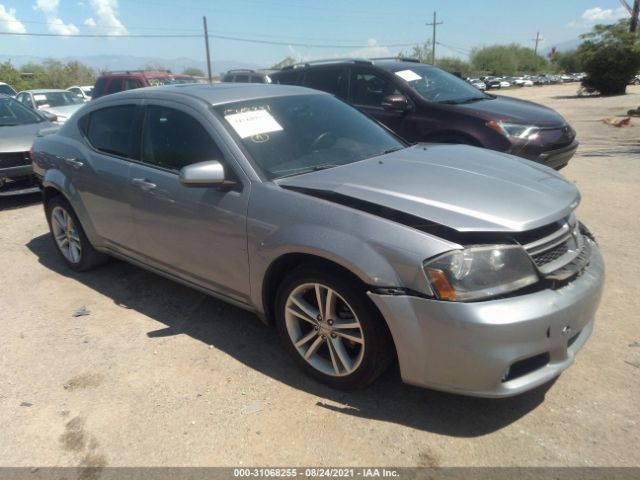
left=349, top=68, right=413, bottom=140
left=127, top=102, right=251, bottom=302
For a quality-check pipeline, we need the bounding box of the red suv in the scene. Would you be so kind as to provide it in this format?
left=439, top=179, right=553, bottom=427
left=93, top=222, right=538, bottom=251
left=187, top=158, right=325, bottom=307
left=92, top=70, right=196, bottom=99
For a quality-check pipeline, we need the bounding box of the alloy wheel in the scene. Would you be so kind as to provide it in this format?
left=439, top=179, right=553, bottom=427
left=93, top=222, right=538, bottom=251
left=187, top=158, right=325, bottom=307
left=284, top=283, right=365, bottom=377
left=51, top=206, right=82, bottom=264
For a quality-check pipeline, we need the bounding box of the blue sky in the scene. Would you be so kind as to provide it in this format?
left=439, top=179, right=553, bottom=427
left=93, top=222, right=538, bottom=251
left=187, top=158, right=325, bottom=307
left=0, top=0, right=632, bottom=67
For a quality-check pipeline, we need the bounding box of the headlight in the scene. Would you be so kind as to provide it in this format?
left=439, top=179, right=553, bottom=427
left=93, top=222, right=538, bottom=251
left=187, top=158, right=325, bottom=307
left=487, top=120, right=540, bottom=140
left=423, top=245, right=538, bottom=301
left=55, top=115, right=67, bottom=123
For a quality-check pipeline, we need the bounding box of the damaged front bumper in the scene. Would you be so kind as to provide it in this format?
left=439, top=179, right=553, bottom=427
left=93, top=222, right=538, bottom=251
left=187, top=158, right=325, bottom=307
left=368, top=240, right=604, bottom=398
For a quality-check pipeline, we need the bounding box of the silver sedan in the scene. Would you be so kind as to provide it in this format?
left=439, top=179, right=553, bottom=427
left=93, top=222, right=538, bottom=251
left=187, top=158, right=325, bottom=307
left=31, top=84, right=604, bottom=397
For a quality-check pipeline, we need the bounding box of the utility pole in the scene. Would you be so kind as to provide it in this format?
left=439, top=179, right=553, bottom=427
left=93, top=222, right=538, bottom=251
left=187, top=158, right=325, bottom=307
left=533, top=31, right=541, bottom=56
left=425, top=11, right=443, bottom=65
left=203, top=16, right=212, bottom=84
left=631, top=0, right=639, bottom=33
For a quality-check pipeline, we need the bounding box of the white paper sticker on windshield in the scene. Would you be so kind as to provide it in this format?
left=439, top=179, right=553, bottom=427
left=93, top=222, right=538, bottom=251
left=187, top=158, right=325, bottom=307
left=33, top=94, right=47, bottom=101
left=224, top=109, right=283, bottom=139
left=395, top=69, right=422, bottom=82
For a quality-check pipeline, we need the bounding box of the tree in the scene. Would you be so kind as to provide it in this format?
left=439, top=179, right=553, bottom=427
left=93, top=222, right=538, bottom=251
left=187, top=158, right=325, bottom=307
left=1, top=59, right=97, bottom=91
left=401, top=40, right=432, bottom=63
left=436, top=56, right=471, bottom=76
left=579, top=19, right=640, bottom=95
left=0, top=61, right=23, bottom=90
left=271, top=56, right=297, bottom=69
left=182, top=67, right=205, bottom=77
left=552, top=50, right=584, bottom=73
left=470, top=44, right=548, bottom=75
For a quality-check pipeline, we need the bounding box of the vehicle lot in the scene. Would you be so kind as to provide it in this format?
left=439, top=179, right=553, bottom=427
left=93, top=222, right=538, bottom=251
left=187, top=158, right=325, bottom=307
left=0, top=83, right=638, bottom=468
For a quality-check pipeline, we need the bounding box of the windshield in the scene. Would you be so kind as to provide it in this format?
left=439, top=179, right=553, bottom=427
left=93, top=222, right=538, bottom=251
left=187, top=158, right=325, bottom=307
left=148, top=76, right=196, bottom=86
left=0, top=96, right=44, bottom=126
left=393, top=65, right=489, bottom=104
left=214, top=94, right=404, bottom=180
left=33, top=91, right=84, bottom=108
left=0, top=84, right=16, bottom=96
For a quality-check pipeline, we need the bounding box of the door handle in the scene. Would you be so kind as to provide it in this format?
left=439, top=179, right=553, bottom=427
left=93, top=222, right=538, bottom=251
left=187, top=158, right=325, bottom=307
left=63, top=157, right=84, bottom=169
left=131, top=178, right=157, bottom=191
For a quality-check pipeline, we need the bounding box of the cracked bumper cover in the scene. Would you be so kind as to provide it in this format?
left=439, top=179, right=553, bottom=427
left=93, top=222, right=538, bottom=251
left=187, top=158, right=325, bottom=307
left=368, top=241, right=604, bottom=398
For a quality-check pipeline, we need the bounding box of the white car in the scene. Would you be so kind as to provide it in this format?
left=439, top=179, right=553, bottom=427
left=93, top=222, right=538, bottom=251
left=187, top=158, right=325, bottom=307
left=513, top=77, right=534, bottom=87
left=0, top=82, right=17, bottom=96
left=66, top=85, right=94, bottom=102
left=499, top=80, right=511, bottom=88
left=15, top=89, right=85, bottom=124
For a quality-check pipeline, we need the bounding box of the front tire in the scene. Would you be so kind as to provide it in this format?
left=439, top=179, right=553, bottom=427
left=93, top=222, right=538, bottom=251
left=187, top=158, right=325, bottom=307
left=275, top=266, right=392, bottom=389
left=46, top=196, right=107, bottom=272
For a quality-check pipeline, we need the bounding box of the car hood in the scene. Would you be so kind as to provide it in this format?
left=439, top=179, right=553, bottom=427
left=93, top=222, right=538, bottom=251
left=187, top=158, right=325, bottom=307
left=0, top=122, right=51, bottom=153
left=455, top=95, right=567, bottom=127
left=277, top=144, right=579, bottom=233
left=38, top=104, right=83, bottom=119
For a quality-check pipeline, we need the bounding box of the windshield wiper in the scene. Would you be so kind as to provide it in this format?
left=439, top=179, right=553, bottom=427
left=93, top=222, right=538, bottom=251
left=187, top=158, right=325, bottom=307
left=438, top=97, right=487, bottom=105
left=277, top=164, right=339, bottom=179
left=369, top=147, right=403, bottom=159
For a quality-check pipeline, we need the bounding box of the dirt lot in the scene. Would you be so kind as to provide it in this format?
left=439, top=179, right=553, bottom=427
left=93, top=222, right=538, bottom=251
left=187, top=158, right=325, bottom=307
left=1, top=83, right=639, bottom=469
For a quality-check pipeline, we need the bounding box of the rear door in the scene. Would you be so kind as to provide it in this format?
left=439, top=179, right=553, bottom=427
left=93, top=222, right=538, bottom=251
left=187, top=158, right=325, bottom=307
left=74, top=102, right=142, bottom=251
left=127, top=101, right=251, bottom=302
left=302, top=67, right=349, bottom=101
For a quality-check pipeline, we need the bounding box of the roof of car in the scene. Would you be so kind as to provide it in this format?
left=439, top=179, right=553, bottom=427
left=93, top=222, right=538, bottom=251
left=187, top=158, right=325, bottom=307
left=22, top=89, right=69, bottom=94
left=93, top=83, right=326, bottom=106
left=277, top=58, right=429, bottom=73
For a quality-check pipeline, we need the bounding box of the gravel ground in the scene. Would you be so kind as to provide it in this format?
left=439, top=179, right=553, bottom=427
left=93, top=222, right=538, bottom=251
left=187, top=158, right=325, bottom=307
left=0, top=83, right=638, bottom=469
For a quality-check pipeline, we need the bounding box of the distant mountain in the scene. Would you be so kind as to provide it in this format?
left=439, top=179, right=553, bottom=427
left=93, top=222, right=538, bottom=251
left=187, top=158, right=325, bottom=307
left=545, top=38, right=583, bottom=56
left=0, top=54, right=258, bottom=75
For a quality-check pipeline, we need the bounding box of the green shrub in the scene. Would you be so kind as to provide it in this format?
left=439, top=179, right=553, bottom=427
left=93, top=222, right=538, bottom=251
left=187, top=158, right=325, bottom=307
left=579, top=20, right=640, bottom=95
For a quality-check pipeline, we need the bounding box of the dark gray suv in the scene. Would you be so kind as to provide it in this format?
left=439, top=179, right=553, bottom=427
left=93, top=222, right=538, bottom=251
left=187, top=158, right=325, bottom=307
left=269, top=58, right=578, bottom=169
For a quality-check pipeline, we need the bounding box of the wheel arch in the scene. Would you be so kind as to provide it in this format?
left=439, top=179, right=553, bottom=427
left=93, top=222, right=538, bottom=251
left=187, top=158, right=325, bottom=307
left=261, top=253, right=372, bottom=325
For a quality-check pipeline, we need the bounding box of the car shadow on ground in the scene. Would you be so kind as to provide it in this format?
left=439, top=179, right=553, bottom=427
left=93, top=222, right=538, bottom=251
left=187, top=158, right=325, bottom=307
left=27, top=232, right=555, bottom=438
left=0, top=192, right=41, bottom=211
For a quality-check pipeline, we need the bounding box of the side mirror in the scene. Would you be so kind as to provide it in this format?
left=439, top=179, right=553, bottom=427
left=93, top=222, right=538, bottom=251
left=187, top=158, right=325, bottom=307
left=180, top=160, right=231, bottom=188
left=381, top=94, right=410, bottom=112
left=39, top=110, right=58, bottom=123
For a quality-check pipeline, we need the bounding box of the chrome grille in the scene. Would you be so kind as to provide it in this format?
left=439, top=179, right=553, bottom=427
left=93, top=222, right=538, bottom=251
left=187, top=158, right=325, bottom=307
left=523, top=216, right=591, bottom=280
left=531, top=242, right=569, bottom=267
left=0, top=152, right=30, bottom=168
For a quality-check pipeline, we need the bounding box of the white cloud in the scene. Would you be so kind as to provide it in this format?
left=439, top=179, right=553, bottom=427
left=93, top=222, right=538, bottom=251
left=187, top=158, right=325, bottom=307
left=34, top=0, right=79, bottom=35
left=582, top=6, right=628, bottom=22
left=84, top=0, right=127, bottom=35
left=348, top=38, right=390, bottom=59
left=0, top=4, right=27, bottom=34
left=568, top=6, right=628, bottom=29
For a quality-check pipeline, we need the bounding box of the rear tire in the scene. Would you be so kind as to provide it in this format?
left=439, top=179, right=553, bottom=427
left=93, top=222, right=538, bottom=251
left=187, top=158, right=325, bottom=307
left=46, top=196, right=107, bottom=272
left=275, top=266, right=393, bottom=389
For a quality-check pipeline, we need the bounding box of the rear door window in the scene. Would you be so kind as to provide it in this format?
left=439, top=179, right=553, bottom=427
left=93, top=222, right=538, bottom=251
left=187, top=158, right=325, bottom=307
left=303, top=67, right=348, bottom=99
left=86, top=105, right=139, bottom=159
left=106, top=79, right=123, bottom=95
left=274, top=70, right=302, bottom=85
left=123, top=78, right=142, bottom=90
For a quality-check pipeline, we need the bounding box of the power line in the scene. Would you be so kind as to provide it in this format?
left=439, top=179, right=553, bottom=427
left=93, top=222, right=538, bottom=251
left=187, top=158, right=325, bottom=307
left=0, top=30, right=420, bottom=49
